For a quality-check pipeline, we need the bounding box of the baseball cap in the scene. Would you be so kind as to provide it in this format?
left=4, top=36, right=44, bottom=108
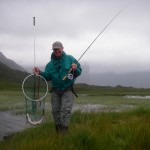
left=52, top=41, right=63, bottom=50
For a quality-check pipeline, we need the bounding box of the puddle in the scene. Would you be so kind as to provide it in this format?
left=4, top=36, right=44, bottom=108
left=0, top=102, right=51, bottom=141
left=124, top=95, right=150, bottom=99
left=112, top=104, right=136, bottom=112
left=0, top=111, right=30, bottom=141
left=73, top=104, right=135, bottom=113
left=73, top=104, right=106, bottom=112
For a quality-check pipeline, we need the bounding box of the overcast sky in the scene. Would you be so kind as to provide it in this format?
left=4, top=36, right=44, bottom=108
left=0, top=0, right=150, bottom=73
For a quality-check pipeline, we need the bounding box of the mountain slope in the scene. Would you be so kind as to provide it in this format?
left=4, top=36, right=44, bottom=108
left=0, top=52, right=26, bottom=72
left=0, top=62, right=29, bottom=90
left=0, top=62, right=28, bottom=81
left=84, top=71, right=150, bottom=88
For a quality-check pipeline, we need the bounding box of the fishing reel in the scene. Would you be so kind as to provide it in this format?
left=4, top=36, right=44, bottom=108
left=67, top=73, right=74, bottom=80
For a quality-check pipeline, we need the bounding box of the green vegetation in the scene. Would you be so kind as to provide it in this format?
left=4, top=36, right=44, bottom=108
left=1, top=51, right=150, bottom=149
left=1, top=108, right=150, bottom=150
left=1, top=83, right=150, bottom=149
left=0, top=62, right=29, bottom=90
left=74, top=84, right=150, bottom=96
left=1, top=86, right=150, bottom=112
left=0, top=91, right=23, bottom=111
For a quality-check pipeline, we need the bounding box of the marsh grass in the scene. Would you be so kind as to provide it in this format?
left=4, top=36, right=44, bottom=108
left=1, top=86, right=150, bottom=149
left=1, top=108, right=150, bottom=149
left=0, top=90, right=23, bottom=111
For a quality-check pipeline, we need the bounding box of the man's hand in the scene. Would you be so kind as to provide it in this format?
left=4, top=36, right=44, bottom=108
left=71, top=63, right=77, bottom=71
left=33, top=67, right=40, bottom=75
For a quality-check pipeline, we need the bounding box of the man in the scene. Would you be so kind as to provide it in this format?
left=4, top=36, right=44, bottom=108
left=33, top=41, right=82, bottom=133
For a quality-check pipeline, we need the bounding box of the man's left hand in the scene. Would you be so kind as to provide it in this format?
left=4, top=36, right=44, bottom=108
left=71, top=63, right=77, bottom=71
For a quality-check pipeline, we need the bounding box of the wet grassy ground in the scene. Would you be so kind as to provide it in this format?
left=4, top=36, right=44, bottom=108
left=1, top=86, right=150, bottom=149
left=1, top=108, right=150, bottom=150
left=1, top=89, right=150, bottom=113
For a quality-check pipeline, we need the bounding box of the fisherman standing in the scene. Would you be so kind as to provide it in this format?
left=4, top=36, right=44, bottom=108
left=33, top=41, right=82, bottom=133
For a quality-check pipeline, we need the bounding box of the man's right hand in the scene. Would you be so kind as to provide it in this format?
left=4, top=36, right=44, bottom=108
left=33, top=67, right=40, bottom=75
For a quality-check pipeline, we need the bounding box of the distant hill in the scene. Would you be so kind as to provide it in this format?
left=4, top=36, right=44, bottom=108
left=0, top=61, right=29, bottom=90
left=77, top=71, right=150, bottom=88
left=1, top=52, right=150, bottom=89
left=0, top=61, right=28, bottom=82
left=0, top=52, right=26, bottom=72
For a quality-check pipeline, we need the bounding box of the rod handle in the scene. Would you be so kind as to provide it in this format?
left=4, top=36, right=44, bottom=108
left=62, top=68, right=73, bottom=80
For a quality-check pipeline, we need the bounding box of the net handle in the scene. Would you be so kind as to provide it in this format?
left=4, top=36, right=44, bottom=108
left=22, top=74, right=48, bottom=102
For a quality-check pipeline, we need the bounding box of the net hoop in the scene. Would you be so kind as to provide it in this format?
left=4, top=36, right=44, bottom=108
left=22, top=74, right=48, bottom=102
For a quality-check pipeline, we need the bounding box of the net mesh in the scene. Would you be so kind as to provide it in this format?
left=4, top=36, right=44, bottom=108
left=25, top=97, right=45, bottom=122
left=22, top=74, right=48, bottom=124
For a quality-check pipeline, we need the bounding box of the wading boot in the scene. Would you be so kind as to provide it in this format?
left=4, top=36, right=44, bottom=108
left=61, top=126, right=69, bottom=134
left=55, top=124, right=62, bottom=133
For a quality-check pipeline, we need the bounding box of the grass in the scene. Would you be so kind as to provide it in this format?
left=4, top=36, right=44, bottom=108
left=1, top=90, right=150, bottom=113
left=1, top=108, right=150, bottom=149
left=0, top=90, right=23, bottom=111
left=1, top=85, right=150, bottom=149
left=74, top=84, right=150, bottom=96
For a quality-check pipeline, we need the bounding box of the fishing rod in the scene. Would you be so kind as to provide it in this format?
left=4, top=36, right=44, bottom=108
left=63, top=3, right=129, bottom=80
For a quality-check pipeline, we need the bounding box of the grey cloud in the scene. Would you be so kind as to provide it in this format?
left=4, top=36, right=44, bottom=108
left=0, top=0, right=138, bottom=37
left=0, top=0, right=150, bottom=73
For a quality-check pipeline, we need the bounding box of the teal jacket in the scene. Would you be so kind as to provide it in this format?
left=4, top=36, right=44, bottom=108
left=40, top=51, right=82, bottom=91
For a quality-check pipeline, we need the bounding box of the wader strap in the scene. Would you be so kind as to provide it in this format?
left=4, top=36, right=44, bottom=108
left=50, top=85, right=78, bottom=97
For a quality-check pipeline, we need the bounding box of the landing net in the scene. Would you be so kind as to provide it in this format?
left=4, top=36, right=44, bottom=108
left=22, top=74, right=48, bottom=125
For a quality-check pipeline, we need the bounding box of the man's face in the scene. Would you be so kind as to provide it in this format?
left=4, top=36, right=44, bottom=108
left=53, top=47, right=63, bottom=57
